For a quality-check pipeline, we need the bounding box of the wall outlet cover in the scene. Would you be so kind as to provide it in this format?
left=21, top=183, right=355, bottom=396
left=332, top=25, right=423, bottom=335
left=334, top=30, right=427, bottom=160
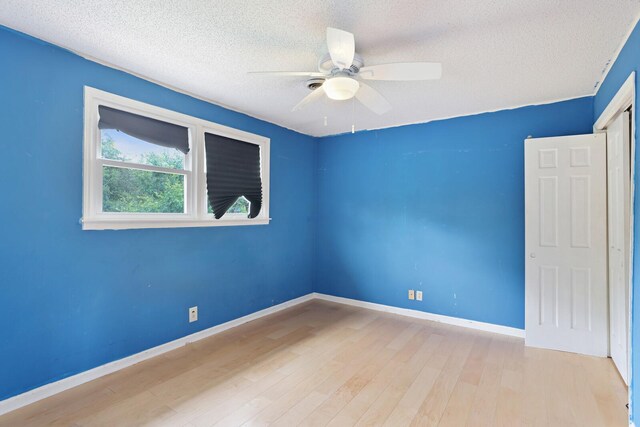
left=408, top=290, right=415, bottom=300
left=416, top=291, right=423, bottom=301
left=189, top=306, right=198, bottom=323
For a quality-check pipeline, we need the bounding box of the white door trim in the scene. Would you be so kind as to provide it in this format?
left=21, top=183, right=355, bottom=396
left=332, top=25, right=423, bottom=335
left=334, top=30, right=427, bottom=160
left=594, top=72, right=635, bottom=391
left=595, top=72, right=636, bottom=131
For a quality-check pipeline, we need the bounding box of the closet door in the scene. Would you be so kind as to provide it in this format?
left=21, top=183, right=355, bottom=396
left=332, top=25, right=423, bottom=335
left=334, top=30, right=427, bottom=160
left=607, top=111, right=631, bottom=384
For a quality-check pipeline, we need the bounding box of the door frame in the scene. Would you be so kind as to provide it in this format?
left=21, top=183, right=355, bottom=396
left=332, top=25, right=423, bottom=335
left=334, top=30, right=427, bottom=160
left=594, top=72, right=636, bottom=392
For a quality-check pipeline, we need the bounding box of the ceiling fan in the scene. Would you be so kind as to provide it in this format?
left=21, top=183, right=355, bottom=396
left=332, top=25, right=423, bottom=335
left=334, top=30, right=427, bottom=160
left=250, top=27, right=442, bottom=115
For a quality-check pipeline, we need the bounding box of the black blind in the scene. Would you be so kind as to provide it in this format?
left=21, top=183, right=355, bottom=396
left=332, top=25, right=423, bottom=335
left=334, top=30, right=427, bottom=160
left=98, top=105, right=190, bottom=154
left=205, top=133, right=262, bottom=219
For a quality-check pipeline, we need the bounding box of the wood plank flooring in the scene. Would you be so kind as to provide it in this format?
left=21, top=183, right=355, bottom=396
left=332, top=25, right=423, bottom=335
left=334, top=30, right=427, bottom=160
left=0, top=300, right=628, bottom=426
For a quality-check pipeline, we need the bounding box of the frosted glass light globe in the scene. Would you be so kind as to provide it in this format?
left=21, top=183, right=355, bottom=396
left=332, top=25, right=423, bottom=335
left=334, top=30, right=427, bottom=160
left=323, top=77, right=360, bottom=100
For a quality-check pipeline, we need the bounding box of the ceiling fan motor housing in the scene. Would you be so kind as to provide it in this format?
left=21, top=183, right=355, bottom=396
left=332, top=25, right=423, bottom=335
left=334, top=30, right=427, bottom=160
left=318, top=52, right=364, bottom=75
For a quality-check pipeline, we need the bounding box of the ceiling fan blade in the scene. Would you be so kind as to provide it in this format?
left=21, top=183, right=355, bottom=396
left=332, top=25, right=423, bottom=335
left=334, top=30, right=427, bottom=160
left=249, top=71, right=326, bottom=77
left=359, top=62, right=442, bottom=81
left=292, top=88, right=325, bottom=112
left=327, top=27, right=355, bottom=70
left=355, top=83, right=391, bottom=115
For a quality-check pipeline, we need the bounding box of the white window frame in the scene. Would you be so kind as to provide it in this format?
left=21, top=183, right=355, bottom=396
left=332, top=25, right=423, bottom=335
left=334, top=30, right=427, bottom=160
left=82, top=86, right=270, bottom=230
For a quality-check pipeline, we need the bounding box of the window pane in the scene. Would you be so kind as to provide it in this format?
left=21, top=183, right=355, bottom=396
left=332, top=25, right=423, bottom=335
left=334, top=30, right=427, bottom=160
left=207, top=196, right=250, bottom=216
left=103, top=166, right=185, bottom=213
left=101, top=129, right=185, bottom=170
left=229, top=197, right=250, bottom=214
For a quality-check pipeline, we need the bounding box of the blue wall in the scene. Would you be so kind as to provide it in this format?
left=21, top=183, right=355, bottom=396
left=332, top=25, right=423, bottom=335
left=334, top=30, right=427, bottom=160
left=594, top=18, right=640, bottom=424
left=316, top=98, right=594, bottom=329
left=0, top=27, right=317, bottom=400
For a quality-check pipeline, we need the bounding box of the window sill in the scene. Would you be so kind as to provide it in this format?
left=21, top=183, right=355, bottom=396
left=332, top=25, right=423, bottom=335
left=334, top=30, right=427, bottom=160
left=81, top=217, right=270, bottom=230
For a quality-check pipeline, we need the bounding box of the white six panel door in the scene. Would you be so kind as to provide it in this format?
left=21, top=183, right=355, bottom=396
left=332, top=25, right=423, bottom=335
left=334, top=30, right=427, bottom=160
left=607, top=111, right=631, bottom=384
left=525, top=134, right=607, bottom=357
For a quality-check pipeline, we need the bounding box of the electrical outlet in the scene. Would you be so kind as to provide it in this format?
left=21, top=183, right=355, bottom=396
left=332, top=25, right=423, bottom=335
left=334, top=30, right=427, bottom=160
left=408, top=290, right=415, bottom=300
left=416, top=291, right=423, bottom=301
left=189, top=306, right=198, bottom=323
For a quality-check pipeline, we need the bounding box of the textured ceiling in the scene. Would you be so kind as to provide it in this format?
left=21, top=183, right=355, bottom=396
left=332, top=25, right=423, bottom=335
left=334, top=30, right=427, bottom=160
left=1, top=1, right=639, bottom=137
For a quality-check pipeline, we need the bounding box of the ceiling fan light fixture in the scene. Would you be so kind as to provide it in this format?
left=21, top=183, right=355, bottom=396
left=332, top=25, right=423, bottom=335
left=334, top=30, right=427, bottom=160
left=323, top=76, right=359, bottom=100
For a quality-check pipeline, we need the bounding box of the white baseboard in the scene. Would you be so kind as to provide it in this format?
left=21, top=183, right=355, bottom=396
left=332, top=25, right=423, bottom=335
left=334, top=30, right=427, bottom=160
left=0, top=293, right=314, bottom=416
left=0, top=291, right=524, bottom=416
left=312, top=293, right=525, bottom=338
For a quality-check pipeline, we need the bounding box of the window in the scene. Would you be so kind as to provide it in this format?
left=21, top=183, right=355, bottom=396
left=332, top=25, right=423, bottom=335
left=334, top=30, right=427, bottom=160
left=82, top=87, right=270, bottom=230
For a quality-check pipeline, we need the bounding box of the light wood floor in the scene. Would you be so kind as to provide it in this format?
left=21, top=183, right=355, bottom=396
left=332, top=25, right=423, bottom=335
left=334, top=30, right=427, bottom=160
left=0, top=300, right=628, bottom=426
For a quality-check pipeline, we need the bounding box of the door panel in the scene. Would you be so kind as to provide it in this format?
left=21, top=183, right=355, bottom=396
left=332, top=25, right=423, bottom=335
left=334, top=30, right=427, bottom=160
left=608, top=111, right=631, bottom=384
left=539, top=265, right=558, bottom=326
left=570, top=176, right=591, bottom=248
left=539, top=177, right=558, bottom=247
left=570, top=267, right=591, bottom=331
left=525, top=134, right=607, bottom=357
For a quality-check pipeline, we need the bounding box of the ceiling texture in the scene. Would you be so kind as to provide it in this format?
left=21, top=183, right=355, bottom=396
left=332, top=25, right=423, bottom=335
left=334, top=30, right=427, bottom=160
left=1, top=1, right=640, bottom=137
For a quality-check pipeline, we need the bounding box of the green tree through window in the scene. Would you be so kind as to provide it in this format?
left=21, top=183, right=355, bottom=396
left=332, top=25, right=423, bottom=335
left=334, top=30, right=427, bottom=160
left=102, top=135, right=185, bottom=213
